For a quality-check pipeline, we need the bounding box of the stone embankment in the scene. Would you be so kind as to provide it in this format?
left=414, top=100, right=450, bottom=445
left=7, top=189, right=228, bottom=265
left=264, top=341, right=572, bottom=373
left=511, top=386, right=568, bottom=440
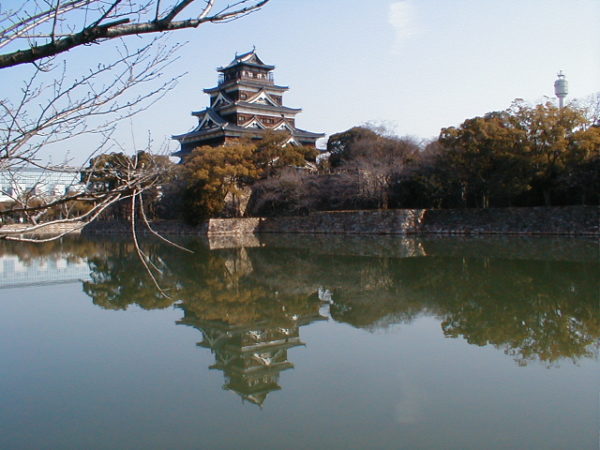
left=0, top=222, right=84, bottom=236
left=80, top=205, right=599, bottom=237
left=207, top=206, right=598, bottom=236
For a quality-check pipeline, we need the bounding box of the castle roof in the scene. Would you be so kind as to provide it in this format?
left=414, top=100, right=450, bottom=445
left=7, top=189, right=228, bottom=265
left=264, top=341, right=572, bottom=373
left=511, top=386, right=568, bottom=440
left=204, top=80, right=289, bottom=94
left=172, top=111, right=323, bottom=145
left=217, top=101, right=302, bottom=115
left=218, top=49, right=275, bottom=72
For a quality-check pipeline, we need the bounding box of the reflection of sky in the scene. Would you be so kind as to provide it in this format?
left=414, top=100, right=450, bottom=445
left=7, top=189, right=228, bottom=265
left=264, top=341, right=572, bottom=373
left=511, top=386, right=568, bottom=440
left=0, top=255, right=89, bottom=288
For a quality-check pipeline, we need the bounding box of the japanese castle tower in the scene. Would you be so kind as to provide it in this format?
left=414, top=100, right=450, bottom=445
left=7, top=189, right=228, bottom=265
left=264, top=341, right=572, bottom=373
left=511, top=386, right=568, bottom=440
left=173, top=49, right=323, bottom=158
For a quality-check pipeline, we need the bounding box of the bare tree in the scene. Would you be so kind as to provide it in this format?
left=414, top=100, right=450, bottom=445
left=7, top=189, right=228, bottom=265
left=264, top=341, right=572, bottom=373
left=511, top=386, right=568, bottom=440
left=328, top=126, right=420, bottom=209
left=579, top=92, right=600, bottom=126
left=0, top=0, right=271, bottom=241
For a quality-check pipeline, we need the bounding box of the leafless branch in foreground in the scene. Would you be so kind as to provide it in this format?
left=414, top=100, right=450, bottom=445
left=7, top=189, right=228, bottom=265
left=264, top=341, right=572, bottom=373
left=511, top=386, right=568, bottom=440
left=0, top=34, right=182, bottom=240
left=0, top=0, right=270, bottom=68
left=1, top=37, right=182, bottom=169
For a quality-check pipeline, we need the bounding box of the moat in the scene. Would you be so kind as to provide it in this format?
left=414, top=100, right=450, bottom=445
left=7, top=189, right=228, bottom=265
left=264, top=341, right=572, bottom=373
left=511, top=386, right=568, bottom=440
left=0, top=235, right=597, bottom=449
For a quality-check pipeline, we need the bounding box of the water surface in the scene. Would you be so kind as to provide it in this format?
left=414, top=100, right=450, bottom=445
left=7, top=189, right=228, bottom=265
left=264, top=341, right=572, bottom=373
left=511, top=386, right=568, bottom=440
left=0, top=235, right=597, bottom=449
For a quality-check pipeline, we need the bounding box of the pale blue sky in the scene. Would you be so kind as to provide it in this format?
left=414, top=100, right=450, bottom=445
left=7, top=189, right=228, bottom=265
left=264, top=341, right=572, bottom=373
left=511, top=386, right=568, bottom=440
left=2, top=0, right=599, bottom=162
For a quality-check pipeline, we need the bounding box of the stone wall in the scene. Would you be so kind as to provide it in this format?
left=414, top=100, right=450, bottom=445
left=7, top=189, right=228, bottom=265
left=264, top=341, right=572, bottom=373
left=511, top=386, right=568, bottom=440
left=0, top=222, right=84, bottom=236
left=212, top=206, right=599, bottom=236
left=81, top=206, right=598, bottom=237
left=83, top=219, right=207, bottom=236
left=257, top=209, right=426, bottom=235
left=418, top=207, right=598, bottom=235
left=207, top=217, right=262, bottom=235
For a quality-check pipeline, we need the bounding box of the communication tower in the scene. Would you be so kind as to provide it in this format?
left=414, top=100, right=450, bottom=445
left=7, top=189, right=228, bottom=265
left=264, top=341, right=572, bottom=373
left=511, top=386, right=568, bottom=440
left=554, top=71, right=568, bottom=108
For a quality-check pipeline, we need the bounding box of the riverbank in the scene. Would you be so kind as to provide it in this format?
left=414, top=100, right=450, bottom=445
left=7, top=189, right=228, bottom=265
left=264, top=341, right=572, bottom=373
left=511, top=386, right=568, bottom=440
left=0, top=222, right=84, bottom=236
left=81, top=206, right=598, bottom=237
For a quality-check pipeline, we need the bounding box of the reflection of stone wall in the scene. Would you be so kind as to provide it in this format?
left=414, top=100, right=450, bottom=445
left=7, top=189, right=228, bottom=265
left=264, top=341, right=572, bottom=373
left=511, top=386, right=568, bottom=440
left=256, top=234, right=597, bottom=262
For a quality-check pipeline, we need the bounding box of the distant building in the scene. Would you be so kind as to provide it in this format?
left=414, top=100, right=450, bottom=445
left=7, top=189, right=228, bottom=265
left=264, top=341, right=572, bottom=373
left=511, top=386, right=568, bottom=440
left=0, top=166, right=84, bottom=203
left=172, top=49, right=324, bottom=159
left=554, top=71, right=568, bottom=109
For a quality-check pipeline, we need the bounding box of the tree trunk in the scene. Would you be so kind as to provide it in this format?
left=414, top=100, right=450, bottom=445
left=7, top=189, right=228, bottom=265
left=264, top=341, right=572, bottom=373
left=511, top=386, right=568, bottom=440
left=543, top=189, right=552, bottom=206
left=482, top=193, right=489, bottom=209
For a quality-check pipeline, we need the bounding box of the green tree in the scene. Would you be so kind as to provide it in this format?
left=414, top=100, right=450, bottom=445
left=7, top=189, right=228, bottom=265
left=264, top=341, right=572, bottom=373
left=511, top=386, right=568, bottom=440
left=508, top=101, right=592, bottom=205
left=557, top=126, right=600, bottom=205
left=439, top=112, right=529, bottom=208
left=182, top=144, right=259, bottom=222
left=430, top=101, right=598, bottom=208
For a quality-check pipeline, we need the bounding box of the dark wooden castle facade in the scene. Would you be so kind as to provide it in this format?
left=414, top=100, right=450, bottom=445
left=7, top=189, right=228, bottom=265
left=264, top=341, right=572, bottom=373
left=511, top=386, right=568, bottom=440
left=173, top=50, right=323, bottom=159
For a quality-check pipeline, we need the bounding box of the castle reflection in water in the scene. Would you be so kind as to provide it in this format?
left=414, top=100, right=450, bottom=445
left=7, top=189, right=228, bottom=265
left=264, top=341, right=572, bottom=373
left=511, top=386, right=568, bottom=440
left=177, top=298, right=327, bottom=406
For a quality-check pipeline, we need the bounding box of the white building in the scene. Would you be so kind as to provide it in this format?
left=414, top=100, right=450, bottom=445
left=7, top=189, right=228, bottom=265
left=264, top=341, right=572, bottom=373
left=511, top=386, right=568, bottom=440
left=0, top=166, right=85, bottom=203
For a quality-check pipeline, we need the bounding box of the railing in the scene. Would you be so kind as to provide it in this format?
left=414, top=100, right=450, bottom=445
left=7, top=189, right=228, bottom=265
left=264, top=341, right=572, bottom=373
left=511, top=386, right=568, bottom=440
left=218, top=72, right=274, bottom=85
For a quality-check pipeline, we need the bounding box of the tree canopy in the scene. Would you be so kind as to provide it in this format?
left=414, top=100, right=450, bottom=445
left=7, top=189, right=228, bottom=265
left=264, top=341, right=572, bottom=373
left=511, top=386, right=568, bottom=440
left=390, top=101, right=600, bottom=209
left=179, top=132, right=318, bottom=222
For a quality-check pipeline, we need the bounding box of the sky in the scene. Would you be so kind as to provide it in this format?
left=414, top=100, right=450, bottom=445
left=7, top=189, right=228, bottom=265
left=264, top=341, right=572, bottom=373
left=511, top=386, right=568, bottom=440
left=1, top=0, right=599, bottom=162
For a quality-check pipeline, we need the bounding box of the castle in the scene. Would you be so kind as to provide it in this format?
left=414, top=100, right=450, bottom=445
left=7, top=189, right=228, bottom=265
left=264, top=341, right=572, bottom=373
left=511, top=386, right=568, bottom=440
left=173, top=49, right=323, bottom=159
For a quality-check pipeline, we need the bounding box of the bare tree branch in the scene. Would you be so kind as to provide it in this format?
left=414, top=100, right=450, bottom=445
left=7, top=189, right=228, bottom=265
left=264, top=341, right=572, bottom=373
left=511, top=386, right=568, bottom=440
left=129, top=187, right=172, bottom=297
left=138, top=193, right=194, bottom=253
left=0, top=0, right=270, bottom=68
left=1, top=37, right=184, bottom=174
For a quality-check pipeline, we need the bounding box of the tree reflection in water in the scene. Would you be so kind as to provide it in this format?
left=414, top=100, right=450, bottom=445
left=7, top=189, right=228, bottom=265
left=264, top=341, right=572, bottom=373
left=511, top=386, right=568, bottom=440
left=81, top=239, right=329, bottom=406
left=3, top=235, right=595, bottom=402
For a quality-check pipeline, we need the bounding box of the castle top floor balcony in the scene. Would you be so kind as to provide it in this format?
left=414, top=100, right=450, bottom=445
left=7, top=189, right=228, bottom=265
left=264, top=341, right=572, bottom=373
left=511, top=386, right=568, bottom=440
left=219, top=71, right=274, bottom=85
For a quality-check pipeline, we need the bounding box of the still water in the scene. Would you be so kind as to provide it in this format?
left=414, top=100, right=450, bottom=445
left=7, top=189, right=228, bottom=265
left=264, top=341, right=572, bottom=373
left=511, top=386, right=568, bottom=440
left=0, top=234, right=597, bottom=449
